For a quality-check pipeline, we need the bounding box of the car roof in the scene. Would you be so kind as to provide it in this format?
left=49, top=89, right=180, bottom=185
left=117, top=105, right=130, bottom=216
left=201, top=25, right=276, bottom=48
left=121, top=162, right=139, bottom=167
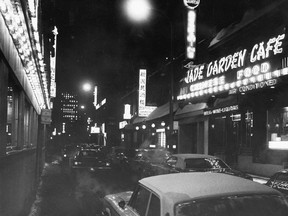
left=171, top=153, right=219, bottom=159
left=140, top=172, right=279, bottom=208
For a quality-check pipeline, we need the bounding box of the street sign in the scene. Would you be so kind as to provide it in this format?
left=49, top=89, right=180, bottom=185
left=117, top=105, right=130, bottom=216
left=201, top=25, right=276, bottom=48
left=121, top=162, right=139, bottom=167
left=41, top=109, right=52, bottom=124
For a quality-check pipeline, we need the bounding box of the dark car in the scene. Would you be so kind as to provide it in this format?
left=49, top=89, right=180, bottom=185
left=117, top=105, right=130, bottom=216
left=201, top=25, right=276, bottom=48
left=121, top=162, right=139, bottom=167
left=266, top=169, right=288, bottom=197
left=142, top=153, right=253, bottom=180
left=129, top=148, right=172, bottom=178
left=108, top=147, right=129, bottom=169
left=72, top=149, right=112, bottom=172
left=61, top=144, right=77, bottom=165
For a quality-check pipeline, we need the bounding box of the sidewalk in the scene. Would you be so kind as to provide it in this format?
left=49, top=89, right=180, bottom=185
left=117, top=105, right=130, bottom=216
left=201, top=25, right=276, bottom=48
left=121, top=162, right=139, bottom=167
left=28, top=160, right=82, bottom=216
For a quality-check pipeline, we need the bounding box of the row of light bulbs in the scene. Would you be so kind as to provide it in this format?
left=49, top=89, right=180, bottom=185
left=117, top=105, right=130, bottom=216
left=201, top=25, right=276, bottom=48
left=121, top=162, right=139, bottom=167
left=135, top=121, right=168, bottom=130
left=177, top=67, right=288, bottom=101
left=0, top=0, right=49, bottom=109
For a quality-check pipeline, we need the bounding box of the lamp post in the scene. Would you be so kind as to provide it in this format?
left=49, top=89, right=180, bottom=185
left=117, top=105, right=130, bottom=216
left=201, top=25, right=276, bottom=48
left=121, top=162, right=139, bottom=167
left=124, top=0, right=175, bottom=149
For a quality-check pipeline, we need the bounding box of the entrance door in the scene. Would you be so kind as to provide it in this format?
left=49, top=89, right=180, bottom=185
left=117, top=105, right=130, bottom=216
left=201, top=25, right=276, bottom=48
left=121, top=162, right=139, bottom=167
left=209, top=114, right=240, bottom=166
left=179, top=123, right=197, bottom=153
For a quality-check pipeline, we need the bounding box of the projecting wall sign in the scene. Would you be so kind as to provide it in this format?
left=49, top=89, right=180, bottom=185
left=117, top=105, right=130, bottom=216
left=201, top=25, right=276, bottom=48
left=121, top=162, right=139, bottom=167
left=183, top=0, right=200, bottom=9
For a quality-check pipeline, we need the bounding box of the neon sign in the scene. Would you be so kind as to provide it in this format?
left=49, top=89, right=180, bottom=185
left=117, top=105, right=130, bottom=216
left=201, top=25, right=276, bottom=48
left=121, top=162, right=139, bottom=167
left=186, top=9, right=196, bottom=59
left=178, top=33, right=287, bottom=100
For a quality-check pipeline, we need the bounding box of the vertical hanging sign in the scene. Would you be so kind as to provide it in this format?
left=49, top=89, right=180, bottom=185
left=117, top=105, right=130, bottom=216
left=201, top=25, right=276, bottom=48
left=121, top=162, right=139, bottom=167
left=138, top=69, right=147, bottom=110
left=138, top=69, right=157, bottom=117
left=183, top=0, right=200, bottom=60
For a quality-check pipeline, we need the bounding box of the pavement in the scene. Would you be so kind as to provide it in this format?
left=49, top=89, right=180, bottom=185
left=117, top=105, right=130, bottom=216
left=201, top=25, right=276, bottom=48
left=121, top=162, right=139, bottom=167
left=28, top=159, right=88, bottom=216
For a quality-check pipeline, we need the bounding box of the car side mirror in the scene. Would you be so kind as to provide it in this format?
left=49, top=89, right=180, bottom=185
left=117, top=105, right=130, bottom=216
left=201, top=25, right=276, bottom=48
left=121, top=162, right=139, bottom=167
left=118, top=200, right=126, bottom=209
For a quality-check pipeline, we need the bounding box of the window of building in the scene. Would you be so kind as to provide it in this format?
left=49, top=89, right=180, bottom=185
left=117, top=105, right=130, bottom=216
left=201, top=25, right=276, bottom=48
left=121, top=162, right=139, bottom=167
left=268, top=107, right=288, bottom=150
left=6, top=79, right=20, bottom=152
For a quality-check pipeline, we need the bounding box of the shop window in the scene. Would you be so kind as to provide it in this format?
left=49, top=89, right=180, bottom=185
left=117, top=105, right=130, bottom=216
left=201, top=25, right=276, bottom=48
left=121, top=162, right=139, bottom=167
left=242, top=111, right=253, bottom=150
left=268, top=107, right=288, bottom=150
left=6, top=81, right=20, bottom=152
left=23, top=100, right=31, bottom=148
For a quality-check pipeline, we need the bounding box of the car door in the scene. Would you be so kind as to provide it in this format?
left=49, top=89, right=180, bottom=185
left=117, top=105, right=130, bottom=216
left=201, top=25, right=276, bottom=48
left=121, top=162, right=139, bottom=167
left=128, top=185, right=161, bottom=216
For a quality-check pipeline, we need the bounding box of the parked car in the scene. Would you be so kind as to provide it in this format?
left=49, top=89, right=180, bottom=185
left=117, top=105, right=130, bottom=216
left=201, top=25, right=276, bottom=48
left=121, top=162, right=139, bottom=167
left=129, top=148, right=172, bottom=178
left=61, top=144, right=77, bottom=165
left=72, top=148, right=112, bottom=172
left=141, top=153, right=253, bottom=180
left=108, top=146, right=129, bottom=169
left=266, top=169, right=288, bottom=197
left=102, top=172, right=288, bottom=216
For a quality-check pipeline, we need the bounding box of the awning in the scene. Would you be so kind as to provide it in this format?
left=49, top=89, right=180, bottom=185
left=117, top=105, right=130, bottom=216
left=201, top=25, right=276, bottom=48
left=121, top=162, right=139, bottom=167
left=132, top=116, right=146, bottom=124
left=145, top=102, right=179, bottom=122
left=175, top=102, right=207, bottom=120
left=213, top=95, right=238, bottom=108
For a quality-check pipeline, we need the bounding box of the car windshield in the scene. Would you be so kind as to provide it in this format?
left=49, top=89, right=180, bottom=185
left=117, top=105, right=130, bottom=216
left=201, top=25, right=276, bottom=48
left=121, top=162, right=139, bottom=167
left=176, top=194, right=288, bottom=216
left=184, top=158, right=229, bottom=169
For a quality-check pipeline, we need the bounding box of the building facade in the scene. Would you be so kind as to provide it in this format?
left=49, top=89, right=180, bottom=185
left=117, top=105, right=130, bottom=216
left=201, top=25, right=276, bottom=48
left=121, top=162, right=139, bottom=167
left=176, top=0, right=288, bottom=176
left=0, top=0, right=55, bottom=215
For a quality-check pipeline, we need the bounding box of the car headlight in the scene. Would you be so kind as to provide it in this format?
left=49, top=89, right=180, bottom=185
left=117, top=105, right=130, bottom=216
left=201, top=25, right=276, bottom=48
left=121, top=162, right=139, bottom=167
left=106, top=162, right=111, bottom=166
left=63, top=154, right=67, bottom=157
left=74, top=161, right=81, bottom=165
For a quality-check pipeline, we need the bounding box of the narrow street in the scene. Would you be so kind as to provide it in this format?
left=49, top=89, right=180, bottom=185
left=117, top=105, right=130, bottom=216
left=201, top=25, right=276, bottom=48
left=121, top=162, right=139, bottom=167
left=29, top=156, right=138, bottom=216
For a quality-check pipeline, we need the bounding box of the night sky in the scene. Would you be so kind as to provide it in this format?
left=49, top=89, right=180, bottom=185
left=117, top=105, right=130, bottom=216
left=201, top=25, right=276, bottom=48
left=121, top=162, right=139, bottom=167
left=53, top=0, right=272, bottom=102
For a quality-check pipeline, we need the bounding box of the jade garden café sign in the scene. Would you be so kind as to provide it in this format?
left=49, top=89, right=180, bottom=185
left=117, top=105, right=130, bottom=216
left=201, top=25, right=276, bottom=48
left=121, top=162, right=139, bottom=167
left=177, top=33, right=288, bottom=101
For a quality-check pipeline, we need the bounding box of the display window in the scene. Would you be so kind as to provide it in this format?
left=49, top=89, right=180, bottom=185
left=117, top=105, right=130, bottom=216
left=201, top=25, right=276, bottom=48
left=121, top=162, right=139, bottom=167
left=6, top=75, right=38, bottom=153
left=268, top=107, right=288, bottom=150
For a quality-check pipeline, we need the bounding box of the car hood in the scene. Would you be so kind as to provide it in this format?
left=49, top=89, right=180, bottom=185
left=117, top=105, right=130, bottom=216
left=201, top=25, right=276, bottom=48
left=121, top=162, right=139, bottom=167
left=104, top=191, right=133, bottom=216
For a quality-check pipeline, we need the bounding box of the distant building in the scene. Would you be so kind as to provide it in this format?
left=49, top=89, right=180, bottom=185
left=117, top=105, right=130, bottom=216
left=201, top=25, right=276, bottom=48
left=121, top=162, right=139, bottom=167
left=53, top=92, right=79, bottom=135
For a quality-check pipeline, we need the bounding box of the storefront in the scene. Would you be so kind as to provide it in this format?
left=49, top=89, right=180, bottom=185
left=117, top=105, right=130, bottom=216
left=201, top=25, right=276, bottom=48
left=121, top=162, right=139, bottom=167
left=177, top=1, right=288, bottom=175
left=0, top=1, right=53, bottom=215
left=175, top=102, right=208, bottom=154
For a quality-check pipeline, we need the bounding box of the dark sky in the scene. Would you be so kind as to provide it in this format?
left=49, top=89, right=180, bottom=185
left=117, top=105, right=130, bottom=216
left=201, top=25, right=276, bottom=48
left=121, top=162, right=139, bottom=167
left=53, top=0, right=271, bottom=101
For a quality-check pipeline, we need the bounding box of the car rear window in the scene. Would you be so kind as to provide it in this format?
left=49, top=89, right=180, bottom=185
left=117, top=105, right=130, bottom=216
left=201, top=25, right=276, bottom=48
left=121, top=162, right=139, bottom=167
left=175, top=194, right=288, bottom=216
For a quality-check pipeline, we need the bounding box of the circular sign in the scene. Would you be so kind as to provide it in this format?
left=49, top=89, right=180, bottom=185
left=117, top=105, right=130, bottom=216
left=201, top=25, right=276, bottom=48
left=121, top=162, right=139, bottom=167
left=183, top=0, right=200, bottom=9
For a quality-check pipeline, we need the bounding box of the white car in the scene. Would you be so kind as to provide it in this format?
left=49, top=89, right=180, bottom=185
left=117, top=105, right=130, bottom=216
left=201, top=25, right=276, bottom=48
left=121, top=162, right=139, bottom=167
left=102, top=172, right=288, bottom=216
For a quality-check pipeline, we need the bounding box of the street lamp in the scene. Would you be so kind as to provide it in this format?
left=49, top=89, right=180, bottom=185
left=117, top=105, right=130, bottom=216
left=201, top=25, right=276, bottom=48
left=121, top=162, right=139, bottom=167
left=123, top=0, right=152, bottom=23
left=124, top=0, right=175, bottom=146
left=82, top=82, right=92, bottom=92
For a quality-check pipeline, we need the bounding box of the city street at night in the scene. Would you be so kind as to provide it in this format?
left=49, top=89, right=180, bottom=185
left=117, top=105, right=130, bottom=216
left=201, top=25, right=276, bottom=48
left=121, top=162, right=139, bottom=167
left=2, top=0, right=288, bottom=215
left=29, top=151, right=137, bottom=216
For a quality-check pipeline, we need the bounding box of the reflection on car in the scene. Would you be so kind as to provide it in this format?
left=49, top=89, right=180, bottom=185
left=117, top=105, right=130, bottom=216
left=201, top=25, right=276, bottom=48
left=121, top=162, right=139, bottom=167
left=142, top=153, right=253, bottom=180
left=72, top=149, right=111, bottom=172
left=266, top=169, right=288, bottom=197
left=103, top=172, right=288, bottom=216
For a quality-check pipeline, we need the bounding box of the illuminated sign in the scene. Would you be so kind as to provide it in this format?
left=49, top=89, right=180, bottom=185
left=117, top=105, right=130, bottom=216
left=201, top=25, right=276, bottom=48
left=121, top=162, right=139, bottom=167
left=178, top=33, right=287, bottom=100
left=139, top=69, right=147, bottom=109
left=138, top=69, right=157, bottom=117
left=183, top=0, right=200, bottom=9
left=186, top=9, right=196, bottom=59
left=119, top=121, right=128, bottom=129
left=91, top=126, right=100, bottom=134
left=123, top=104, right=132, bottom=120
left=96, top=98, right=106, bottom=110
left=204, top=105, right=239, bottom=116
left=139, top=106, right=157, bottom=117
left=93, top=86, right=97, bottom=108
